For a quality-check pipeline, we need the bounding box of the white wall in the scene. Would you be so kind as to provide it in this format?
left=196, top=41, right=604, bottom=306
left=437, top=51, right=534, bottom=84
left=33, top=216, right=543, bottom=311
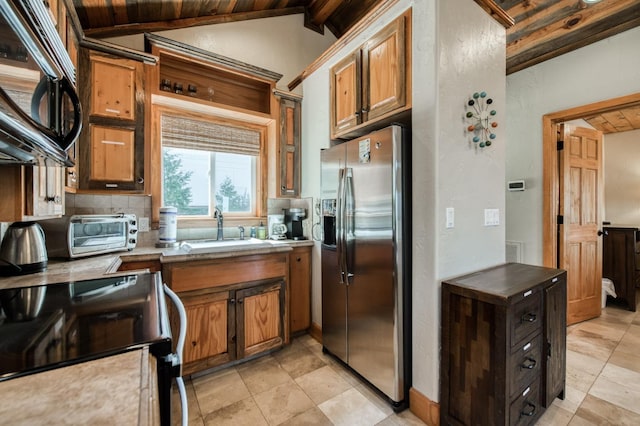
left=106, top=14, right=336, bottom=94
left=604, top=128, right=640, bottom=225
left=302, top=0, right=505, bottom=403
left=506, top=27, right=640, bottom=265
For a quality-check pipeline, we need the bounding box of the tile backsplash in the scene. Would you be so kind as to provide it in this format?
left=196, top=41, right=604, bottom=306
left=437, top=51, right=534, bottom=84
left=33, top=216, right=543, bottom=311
left=3, top=194, right=317, bottom=248
left=65, top=193, right=158, bottom=247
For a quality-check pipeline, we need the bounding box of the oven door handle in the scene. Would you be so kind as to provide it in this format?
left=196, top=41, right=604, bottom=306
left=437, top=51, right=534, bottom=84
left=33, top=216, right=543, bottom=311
left=163, top=284, right=188, bottom=426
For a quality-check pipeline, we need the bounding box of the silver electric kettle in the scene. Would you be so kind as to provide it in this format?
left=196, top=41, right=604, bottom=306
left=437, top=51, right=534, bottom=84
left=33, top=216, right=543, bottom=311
left=0, top=222, right=48, bottom=276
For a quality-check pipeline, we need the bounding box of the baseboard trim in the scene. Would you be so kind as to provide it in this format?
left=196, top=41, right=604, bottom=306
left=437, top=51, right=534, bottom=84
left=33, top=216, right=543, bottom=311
left=409, top=387, right=439, bottom=426
left=309, top=321, right=322, bottom=344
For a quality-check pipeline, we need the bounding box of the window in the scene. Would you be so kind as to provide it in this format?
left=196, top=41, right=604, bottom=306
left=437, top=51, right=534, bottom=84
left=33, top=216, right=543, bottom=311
left=161, top=113, right=264, bottom=218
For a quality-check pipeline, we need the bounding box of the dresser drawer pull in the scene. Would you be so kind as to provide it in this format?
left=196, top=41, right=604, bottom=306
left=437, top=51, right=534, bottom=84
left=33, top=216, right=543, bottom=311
left=523, top=342, right=532, bottom=351
left=523, top=290, right=533, bottom=297
left=520, top=402, right=536, bottom=417
left=552, top=277, right=558, bottom=283
left=521, top=312, right=537, bottom=323
left=520, top=357, right=537, bottom=370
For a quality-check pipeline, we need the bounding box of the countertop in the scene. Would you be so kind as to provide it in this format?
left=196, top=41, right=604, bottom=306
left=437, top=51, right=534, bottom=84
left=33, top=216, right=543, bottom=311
left=0, top=347, right=157, bottom=425
left=0, top=239, right=314, bottom=290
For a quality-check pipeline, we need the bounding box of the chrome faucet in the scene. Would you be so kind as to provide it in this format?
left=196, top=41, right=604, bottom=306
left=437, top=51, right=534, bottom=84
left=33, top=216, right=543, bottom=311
left=214, top=207, right=223, bottom=240
left=238, top=226, right=245, bottom=240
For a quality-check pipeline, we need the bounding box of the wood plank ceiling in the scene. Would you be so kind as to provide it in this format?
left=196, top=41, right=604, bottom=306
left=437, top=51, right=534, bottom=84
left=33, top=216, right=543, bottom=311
left=70, top=0, right=640, bottom=133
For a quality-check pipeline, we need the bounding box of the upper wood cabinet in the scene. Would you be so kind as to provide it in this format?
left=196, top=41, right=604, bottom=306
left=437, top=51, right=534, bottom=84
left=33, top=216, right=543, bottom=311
left=275, top=91, right=302, bottom=198
left=77, top=50, right=147, bottom=192
left=90, top=57, right=136, bottom=120
left=330, top=11, right=411, bottom=140
left=145, top=34, right=282, bottom=117
left=0, top=165, right=65, bottom=221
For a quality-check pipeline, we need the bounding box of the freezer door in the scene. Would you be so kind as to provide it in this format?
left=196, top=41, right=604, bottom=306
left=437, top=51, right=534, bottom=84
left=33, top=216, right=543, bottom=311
left=345, top=126, right=405, bottom=402
left=321, top=146, right=347, bottom=362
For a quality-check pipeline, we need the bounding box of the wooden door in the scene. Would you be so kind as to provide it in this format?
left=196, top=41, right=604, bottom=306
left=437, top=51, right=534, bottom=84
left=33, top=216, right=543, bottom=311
left=178, top=290, right=233, bottom=370
left=559, top=124, right=603, bottom=325
left=26, top=165, right=65, bottom=218
left=237, top=280, right=284, bottom=358
left=289, top=247, right=311, bottom=333
left=362, top=16, right=406, bottom=123
left=90, top=56, right=136, bottom=120
left=330, top=51, right=361, bottom=136
left=90, top=124, right=135, bottom=182
left=277, top=95, right=301, bottom=197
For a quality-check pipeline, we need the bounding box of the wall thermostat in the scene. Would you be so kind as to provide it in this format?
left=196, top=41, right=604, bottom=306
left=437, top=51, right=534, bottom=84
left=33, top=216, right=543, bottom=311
left=508, top=180, right=525, bottom=191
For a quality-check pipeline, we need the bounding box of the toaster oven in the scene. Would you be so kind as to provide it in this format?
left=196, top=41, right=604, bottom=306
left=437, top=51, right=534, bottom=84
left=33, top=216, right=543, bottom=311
left=39, top=214, right=138, bottom=258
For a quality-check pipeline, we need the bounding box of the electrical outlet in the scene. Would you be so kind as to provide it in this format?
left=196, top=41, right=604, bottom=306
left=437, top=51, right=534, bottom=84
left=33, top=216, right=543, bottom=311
left=139, top=217, right=150, bottom=232
left=446, top=207, right=454, bottom=229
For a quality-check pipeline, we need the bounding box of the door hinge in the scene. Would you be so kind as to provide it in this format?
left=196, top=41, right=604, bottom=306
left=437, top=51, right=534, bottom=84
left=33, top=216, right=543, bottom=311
left=557, top=140, right=564, bottom=151
left=557, top=215, right=564, bottom=225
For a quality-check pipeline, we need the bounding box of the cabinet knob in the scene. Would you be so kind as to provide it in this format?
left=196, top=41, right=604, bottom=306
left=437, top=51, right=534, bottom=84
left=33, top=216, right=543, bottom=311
left=520, top=313, right=537, bottom=323
left=229, top=298, right=236, bottom=305
left=238, top=299, right=244, bottom=304
left=296, top=257, right=301, bottom=262
left=136, top=177, right=144, bottom=184
left=520, top=402, right=536, bottom=417
left=231, top=335, right=236, bottom=343
left=191, top=341, right=197, bottom=347
left=520, top=357, right=537, bottom=370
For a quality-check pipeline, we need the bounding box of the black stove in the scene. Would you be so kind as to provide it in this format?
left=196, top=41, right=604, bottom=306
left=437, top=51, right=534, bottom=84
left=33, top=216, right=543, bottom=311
left=0, top=272, right=172, bottom=381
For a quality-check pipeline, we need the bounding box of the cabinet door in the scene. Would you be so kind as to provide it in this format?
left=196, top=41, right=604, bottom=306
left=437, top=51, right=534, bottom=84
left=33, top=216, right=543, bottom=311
left=236, top=280, right=285, bottom=358
left=543, top=278, right=566, bottom=406
left=362, top=16, right=406, bottom=123
left=290, top=247, right=311, bottom=333
left=330, top=51, right=361, bottom=136
left=25, top=165, right=65, bottom=218
left=89, top=125, right=135, bottom=184
left=278, top=96, right=301, bottom=197
left=179, top=290, right=234, bottom=367
left=90, top=56, right=136, bottom=120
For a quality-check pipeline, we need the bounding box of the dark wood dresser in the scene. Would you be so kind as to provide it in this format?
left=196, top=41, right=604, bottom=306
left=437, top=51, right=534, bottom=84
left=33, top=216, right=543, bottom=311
left=602, top=226, right=639, bottom=312
left=440, top=263, right=567, bottom=426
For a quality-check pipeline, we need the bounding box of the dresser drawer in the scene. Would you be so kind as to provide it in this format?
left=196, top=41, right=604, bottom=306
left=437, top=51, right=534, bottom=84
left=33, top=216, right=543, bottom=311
left=510, top=291, right=542, bottom=346
left=509, top=333, right=542, bottom=398
left=509, top=378, right=541, bottom=426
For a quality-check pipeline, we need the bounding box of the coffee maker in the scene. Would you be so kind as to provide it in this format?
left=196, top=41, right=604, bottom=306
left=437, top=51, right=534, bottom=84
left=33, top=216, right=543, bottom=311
left=283, top=208, right=306, bottom=240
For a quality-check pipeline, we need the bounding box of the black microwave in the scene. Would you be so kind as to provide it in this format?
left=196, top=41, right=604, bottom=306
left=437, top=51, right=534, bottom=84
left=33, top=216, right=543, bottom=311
left=0, top=0, right=81, bottom=166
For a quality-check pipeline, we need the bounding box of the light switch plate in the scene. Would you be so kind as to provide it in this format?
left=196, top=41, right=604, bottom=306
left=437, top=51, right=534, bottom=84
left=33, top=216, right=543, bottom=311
left=446, top=207, right=454, bottom=229
left=139, top=217, right=150, bottom=232
left=484, top=209, right=500, bottom=226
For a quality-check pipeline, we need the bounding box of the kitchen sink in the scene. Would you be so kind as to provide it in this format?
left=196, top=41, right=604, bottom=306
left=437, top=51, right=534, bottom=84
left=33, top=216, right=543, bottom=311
left=179, top=238, right=271, bottom=254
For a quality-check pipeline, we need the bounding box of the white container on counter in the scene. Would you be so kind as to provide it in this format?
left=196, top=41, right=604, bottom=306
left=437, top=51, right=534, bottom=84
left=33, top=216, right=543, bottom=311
left=157, top=206, right=178, bottom=248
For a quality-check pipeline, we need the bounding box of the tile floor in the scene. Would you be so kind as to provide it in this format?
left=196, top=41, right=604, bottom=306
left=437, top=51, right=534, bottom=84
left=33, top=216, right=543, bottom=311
left=173, top=294, right=640, bottom=426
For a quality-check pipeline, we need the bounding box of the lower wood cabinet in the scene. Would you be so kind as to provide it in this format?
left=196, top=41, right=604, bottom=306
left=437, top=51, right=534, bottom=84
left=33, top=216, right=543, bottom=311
left=441, top=263, right=567, bottom=426
left=289, top=246, right=311, bottom=334
left=175, top=279, right=284, bottom=374
left=163, top=252, right=289, bottom=375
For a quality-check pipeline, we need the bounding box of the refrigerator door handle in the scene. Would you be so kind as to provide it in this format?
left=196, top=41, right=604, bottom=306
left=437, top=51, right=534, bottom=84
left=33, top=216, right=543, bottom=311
left=344, top=168, right=355, bottom=283
left=336, top=167, right=346, bottom=284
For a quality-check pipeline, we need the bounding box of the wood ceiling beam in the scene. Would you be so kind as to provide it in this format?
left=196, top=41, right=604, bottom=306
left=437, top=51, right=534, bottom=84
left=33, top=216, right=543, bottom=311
left=82, top=7, right=305, bottom=38
left=304, top=0, right=343, bottom=34
left=473, top=0, right=515, bottom=28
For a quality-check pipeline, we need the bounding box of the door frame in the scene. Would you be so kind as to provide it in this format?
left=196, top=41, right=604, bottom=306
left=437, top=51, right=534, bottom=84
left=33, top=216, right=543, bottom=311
left=542, top=92, right=640, bottom=267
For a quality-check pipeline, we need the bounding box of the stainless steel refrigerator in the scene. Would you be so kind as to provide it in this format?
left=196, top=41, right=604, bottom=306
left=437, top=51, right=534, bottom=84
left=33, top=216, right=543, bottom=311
left=321, top=125, right=411, bottom=409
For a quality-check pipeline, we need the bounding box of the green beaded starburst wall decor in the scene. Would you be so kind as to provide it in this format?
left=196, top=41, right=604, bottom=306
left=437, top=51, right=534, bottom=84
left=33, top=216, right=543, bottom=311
left=465, top=91, right=498, bottom=148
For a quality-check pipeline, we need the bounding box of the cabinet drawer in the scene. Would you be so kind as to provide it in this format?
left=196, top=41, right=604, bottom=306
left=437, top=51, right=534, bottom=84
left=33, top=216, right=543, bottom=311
left=510, top=291, right=542, bottom=346
left=509, top=378, right=541, bottom=426
left=509, top=333, right=542, bottom=398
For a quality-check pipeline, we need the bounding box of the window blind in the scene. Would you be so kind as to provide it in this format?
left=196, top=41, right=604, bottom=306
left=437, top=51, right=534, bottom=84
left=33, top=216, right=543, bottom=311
left=161, top=114, right=261, bottom=156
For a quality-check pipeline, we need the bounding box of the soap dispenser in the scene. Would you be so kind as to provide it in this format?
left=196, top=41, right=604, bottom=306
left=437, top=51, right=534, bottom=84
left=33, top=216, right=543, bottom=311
left=257, top=222, right=266, bottom=240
